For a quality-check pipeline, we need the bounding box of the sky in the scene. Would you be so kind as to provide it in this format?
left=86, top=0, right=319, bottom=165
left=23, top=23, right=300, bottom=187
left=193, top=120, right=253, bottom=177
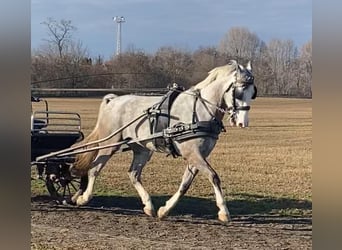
left=31, top=0, right=312, bottom=59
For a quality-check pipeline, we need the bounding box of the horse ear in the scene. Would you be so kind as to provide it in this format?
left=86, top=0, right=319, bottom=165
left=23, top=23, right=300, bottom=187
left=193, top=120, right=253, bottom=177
left=246, top=61, right=252, bottom=71
left=228, top=60, right=237, bottom=66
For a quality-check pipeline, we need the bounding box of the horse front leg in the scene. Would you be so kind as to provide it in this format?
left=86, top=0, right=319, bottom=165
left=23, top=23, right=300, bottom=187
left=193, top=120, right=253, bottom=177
left=128, top=149, right=155, bottom=217
left=160, top=152, right=230, bottom=222
left=200, top=158, right=231, bottom=222
left=76, top=152, right=112, bottom=206
left=157, top=164, right=198, bottom=219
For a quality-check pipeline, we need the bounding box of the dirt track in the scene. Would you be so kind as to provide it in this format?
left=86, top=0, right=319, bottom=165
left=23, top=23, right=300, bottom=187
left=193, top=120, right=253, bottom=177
left=31, top=196, right=312, bottom=250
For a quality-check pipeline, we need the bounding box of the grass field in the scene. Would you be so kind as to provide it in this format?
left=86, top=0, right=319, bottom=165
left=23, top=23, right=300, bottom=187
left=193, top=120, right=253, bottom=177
left=31, top=97, right=312, bottom=217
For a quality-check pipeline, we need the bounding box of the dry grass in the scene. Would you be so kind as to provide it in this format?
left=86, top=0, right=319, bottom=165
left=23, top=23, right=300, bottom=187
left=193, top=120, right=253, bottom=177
left=32, top=97, right=312, bottom=216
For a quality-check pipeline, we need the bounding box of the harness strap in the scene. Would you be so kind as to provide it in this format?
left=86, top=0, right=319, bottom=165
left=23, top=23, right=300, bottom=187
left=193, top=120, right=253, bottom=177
left=192, top=91, right=199, bottom=124
left=190, top=89, right=227, bottom=125
left=235, top=106, right=250, bottom=111
left=161, top=119, right=225, bottom=157
left=146, top=86, right=229, bottom=157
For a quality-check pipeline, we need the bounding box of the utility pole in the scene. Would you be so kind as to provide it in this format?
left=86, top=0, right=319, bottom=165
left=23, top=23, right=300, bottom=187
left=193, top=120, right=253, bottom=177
left=113, top=16, right=125, bottom=56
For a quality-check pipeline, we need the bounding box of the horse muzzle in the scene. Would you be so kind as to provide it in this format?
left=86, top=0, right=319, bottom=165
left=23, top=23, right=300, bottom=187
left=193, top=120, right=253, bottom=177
left=228, top=115, right=249, bottom=128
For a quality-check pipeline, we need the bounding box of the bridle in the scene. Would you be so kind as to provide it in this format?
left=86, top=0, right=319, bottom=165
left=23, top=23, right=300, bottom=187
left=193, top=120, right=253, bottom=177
left=225, top=75, right=257, bottom=116
left=172, top=67, right=257, bottom=124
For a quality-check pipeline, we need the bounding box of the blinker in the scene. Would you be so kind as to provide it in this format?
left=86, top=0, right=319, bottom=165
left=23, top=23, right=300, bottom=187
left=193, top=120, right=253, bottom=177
left=252, top=85, right=257, bottom=99
left=233, top=85, right=257, bottom=100
left=234, top=87, right=245, bottom=100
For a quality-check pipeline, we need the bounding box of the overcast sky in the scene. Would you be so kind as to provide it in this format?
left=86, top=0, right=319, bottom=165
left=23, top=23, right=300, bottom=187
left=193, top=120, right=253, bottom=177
left=31, top=0, right=312, bottom=59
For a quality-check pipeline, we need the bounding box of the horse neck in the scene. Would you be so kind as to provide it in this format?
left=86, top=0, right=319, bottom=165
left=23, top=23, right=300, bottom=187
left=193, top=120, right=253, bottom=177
left=195, top=80, right=228, bottom=121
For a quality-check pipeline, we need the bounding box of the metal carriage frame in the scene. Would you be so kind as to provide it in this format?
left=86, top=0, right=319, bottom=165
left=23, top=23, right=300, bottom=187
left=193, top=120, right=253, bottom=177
left=31, top=97, right=88, bottom=203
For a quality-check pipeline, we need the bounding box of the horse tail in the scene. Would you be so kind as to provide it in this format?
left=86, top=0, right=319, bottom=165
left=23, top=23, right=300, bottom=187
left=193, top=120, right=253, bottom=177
left=71, top=93, right=118, bottom=176
left=71, top=128, right=99, bottom=176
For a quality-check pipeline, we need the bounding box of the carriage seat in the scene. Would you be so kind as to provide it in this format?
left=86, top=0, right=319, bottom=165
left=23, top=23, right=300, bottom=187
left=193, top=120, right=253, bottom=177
left=32, top=119, right=47, bottom=131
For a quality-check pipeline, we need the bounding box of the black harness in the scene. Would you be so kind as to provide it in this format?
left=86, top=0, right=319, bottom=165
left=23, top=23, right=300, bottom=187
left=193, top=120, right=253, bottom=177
left=146, top=83, right=185, bottom=153
left=146, top=84, right=225, bottom=157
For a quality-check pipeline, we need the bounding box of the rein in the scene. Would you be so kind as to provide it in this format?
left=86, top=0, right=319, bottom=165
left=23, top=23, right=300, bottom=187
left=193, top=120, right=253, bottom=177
left=182, top=80, right=255, bottom=127
left=181, top=88, right=229, bottom=120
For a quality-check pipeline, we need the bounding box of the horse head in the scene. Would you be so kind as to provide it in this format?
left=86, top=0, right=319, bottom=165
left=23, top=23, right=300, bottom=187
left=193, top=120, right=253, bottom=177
left=222, top=60, right=257, bottom=128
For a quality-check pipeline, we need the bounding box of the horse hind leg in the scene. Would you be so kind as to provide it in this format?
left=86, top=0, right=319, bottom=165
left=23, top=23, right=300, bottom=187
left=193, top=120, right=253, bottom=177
left=71, top=176, right=88, bottom=203
left=128, top=148, right=155, bottom=217
left=76, top=148, right=113, bottom=206
left=157, top=164, right=198, bottom=219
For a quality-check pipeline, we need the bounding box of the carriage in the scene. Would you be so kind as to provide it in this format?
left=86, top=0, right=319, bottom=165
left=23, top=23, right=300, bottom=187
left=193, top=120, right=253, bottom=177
left=31, top=96, right=88, bottom=203
left=31, top=60, right=256, bottom=222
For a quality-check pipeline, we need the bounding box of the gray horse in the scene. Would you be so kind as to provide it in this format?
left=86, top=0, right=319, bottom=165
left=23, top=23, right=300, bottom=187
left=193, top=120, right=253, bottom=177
left=71, top=60, right=257, bottom=222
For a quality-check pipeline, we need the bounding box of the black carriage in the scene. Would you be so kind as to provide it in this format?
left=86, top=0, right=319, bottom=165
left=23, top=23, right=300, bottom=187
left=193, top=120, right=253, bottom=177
left=31, top=97, right=88, bottom=203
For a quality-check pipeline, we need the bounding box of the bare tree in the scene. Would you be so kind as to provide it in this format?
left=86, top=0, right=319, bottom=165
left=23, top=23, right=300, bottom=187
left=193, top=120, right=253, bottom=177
left=266, top=39, right=298, bottom=95
left=298, top=40, right=312, bottom=97
left=151, top=47, right=194, bottom=88
left=218, top=27, right=262, bottom=61
left=190, top=47, right=225, bottom=84
left=41, top=18, right=76, bottom=58
left=32, top=18, right=91, bottom=88
left=252, top=41, right=275, bottom=95
left=107, top=49, right=154, bottom=88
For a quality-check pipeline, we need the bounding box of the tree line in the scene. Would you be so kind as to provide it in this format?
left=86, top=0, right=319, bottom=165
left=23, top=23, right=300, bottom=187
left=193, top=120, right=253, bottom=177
left=31, top=18, right=312, bottom=97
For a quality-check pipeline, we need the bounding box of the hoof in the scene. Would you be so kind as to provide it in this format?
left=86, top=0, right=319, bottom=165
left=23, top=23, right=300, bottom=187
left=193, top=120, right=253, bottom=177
left=157, top=206, right=168, bottom=219
left=143, top=207, right=156, bottom=217
left=71, top=195, right=78, bottom=204
left=71, top=191, right=81, bottom=204
left=76, top=196, right=85, bottom=206
left=76, top=195, right=91, bottom=206
left=218, top=212, right=231, bottom=223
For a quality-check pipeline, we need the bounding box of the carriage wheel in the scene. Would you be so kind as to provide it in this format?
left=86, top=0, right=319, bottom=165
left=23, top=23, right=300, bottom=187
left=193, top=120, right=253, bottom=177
left=46, top=174, right=88, bottom=204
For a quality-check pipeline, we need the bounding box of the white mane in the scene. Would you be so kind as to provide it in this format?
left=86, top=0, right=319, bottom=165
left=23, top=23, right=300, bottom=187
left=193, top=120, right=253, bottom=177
left=194, top=64, right=236, bottom=90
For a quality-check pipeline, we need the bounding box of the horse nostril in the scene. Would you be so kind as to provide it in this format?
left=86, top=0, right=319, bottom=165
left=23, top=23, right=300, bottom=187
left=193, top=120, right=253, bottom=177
left=238, top=123, right=243, bottom=128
